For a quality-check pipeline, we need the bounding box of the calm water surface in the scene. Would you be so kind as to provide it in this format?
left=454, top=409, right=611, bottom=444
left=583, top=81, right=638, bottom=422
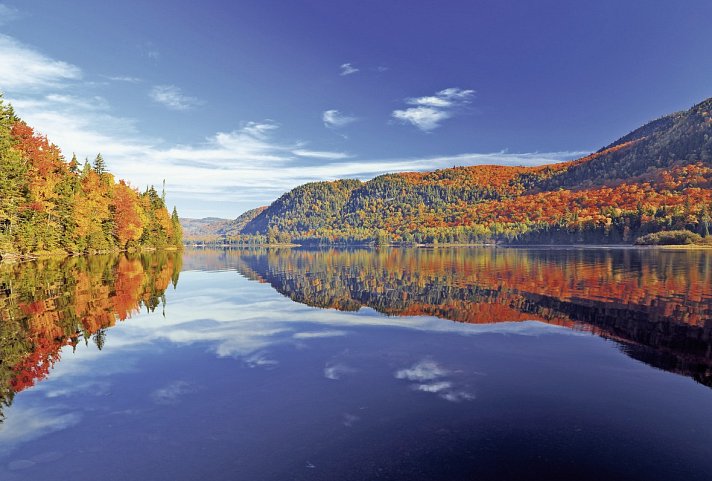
left=0, top=247, right=711, bottom=481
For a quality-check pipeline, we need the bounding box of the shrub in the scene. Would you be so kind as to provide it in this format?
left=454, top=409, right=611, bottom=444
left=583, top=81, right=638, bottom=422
left=634, top=230, right=703, bottom=245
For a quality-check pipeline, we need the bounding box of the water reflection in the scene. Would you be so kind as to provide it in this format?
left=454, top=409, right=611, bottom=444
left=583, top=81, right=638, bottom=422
left=0, top=251, right=181, bottom=419
left=185, top=247, right=712, bottom=387
left=1, top=247, right=711, bottom=480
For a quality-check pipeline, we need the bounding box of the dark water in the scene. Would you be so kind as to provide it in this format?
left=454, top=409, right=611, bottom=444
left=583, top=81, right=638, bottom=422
left=0, top=247, right=711, bottom=481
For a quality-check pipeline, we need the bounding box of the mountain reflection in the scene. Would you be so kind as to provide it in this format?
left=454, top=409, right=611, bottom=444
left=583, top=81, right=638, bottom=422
left=186, top=247, right=712, bottom=388
left=0, top=252, right=181, bottom=419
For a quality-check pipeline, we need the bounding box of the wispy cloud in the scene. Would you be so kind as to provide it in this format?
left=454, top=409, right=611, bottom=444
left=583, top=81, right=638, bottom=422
left=339, top=62, right=359, bottom=76
left=0, top=3, right=20, bottom=24
left=324, top=362, right=356, bottom=380
left=245, top=351, right=278, bottom=368
left=322, top=109, right=357, bottom=129
left=392, top=87, right=475, bottom=132
left=293, top=330, right=348, bottom=339
left=292, top=149, right=352, bottom=160
left=150, top=380, right=193, bottom=405
left=149, top=84, right=202, bottom=110
left=343, top=413, right=360, bottom=427
left=414, top=381, right=453, bottom=393
left=0, top=34, right=81, bottom=92
left=395, top=359, right=474, bottom=402
left=395, top=359, right=449, bottom=382
left=0, top=406, right=82, bottom=454
left=407, top=87, right=475, bottom=108
left=139, top=42, right=160, bottom=60
left=104, top=75, right=142, bottom=83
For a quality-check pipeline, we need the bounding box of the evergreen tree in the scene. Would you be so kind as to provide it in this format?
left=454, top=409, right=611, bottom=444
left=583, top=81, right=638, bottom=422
left=81, top=159, right=91, bottom=178
left=93, top=153, right=106, bottom=175
left=93, top=329, right=106, bottom=350
left=69, top=153, right=79, bottom=173
left=171, top=206, right=183, bottom=247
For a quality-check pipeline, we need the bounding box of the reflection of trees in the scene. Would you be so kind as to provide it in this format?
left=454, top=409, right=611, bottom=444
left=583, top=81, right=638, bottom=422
left=0, top=251, right=181, bottom=419
left=213, top=247, right=712, bottom=387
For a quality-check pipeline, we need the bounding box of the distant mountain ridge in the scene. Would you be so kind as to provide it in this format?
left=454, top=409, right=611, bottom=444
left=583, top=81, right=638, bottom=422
left=207, top=97, right=712, bottom=245
left=182, top=206, right=267, bottom=240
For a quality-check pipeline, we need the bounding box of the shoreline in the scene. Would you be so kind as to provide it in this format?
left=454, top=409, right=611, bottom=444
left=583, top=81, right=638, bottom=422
left=0, top=245, right=182, bottom=264
left=183, top=242, right=712, bottom=250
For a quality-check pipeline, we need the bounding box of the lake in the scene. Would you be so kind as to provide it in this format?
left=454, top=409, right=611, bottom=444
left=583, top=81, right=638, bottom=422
left=0, top=247, right=711, bottom=480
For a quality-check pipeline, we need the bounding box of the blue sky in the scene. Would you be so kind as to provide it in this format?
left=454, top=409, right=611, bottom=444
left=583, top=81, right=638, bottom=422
left=1, top=0, right=711, bottom=218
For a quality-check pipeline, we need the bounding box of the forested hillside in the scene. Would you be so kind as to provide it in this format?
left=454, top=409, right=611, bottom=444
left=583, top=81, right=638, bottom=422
left=0, top=98, right=182, bottom=259
left=180, top=217, right=232, bottom=237
left=222, top=97, right=712, bottom=245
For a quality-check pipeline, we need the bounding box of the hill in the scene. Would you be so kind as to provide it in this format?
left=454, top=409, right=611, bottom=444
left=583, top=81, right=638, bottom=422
left=226, top=97, right=712, bottom=245
left=181, top=217, right=232, bottom=237
left=182, top=206, right=267, bottom=241
left=0, top=97, right=182, bottom=258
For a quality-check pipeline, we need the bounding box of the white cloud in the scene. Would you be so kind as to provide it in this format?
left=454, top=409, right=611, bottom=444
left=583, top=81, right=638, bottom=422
left=149, top=84, right=202, bottom=110
left=395, top=359, right=475, bottom=402
left=0, top=34, right=81, bottom=92
left=441, top=391, right=475, bottom=402
left=392, top=106, right=451, bottom=132
left=339, top=62, right=359, bottom=76
left=322, top=109, right=357, bottom=129
left=395, top=360, right=448, bottom=382
left=407, top=87, right=475, bottom=108
left=392, top=87, right=475, bottom=132
left=414, top=381, right=452, bottom=393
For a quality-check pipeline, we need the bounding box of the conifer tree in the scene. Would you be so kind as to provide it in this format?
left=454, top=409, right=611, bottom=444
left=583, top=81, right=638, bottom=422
left=171, top=206, right=183, bottom=246
left=93, top=153, right=106, bottom=175
left=69, top=153, right=79, bottom=173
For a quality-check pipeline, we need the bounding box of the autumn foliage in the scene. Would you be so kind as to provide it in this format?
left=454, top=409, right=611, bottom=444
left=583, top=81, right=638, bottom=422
left=0, top=98, right=182, bottom=257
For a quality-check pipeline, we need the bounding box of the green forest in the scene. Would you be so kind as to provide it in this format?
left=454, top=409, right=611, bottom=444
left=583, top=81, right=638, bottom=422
left=0, top=97, right=182, bottom=259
